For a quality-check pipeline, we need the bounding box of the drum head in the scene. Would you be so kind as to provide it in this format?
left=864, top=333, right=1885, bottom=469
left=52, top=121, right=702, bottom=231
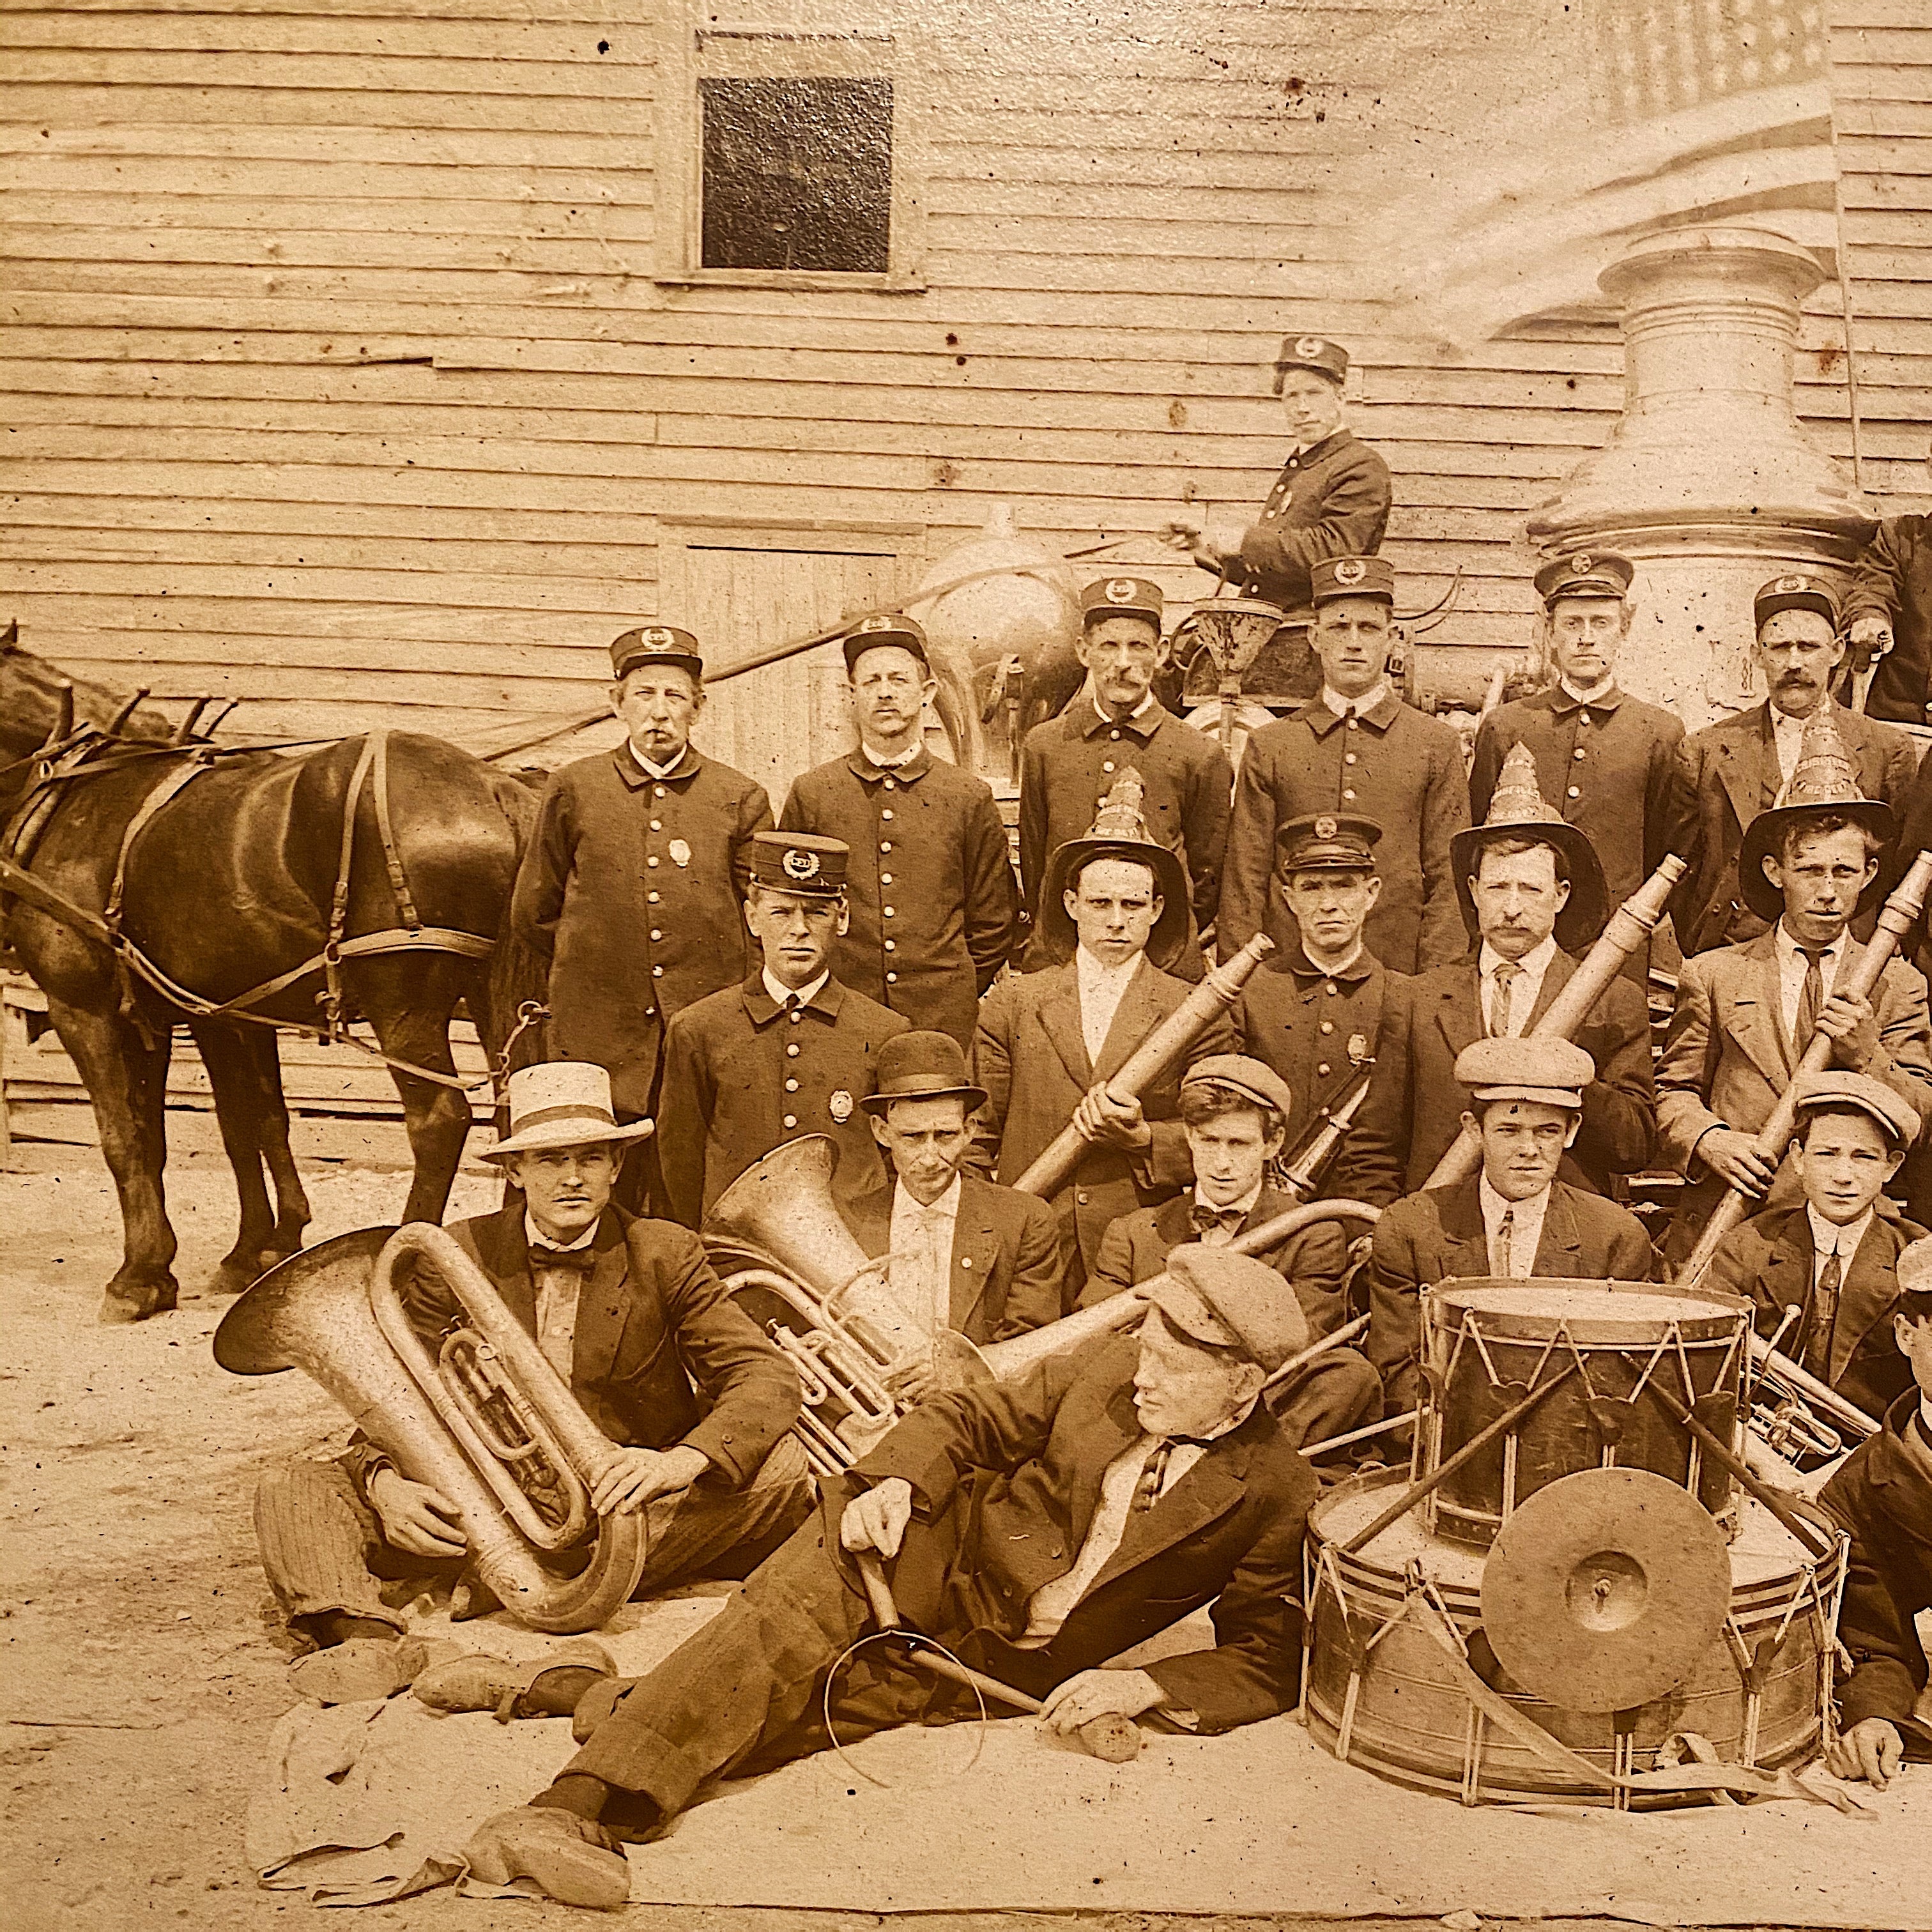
left=1480, top=1468, right=1731, bottom=1713
left=1428, top=1277, right=1748, bottom=1344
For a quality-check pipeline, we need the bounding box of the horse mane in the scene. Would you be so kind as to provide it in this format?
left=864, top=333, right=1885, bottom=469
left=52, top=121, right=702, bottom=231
left=0, top=624, right=182, bottom=752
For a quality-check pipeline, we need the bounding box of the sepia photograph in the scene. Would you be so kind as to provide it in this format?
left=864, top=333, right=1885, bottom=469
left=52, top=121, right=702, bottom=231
left=6, top=0, right=1932, bottom=1924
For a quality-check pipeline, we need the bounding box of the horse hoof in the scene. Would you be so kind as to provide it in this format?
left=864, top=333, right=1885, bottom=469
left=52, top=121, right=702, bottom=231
left=203, top=1262, right=259, bottom=1301
left=98, top=1283, right=177, bottom=1324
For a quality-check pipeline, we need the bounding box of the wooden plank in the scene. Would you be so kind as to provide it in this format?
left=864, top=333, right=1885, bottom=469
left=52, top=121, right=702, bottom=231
left=0, top=13, right=654, bottom=65
left=0, top=49, right=661, bottom=98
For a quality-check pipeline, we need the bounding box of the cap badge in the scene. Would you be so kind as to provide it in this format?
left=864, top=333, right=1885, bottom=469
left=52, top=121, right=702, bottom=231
left=1294, top=335, right=1326, bottom=358
left=1570, top=555, right=1592, bottom=576
left=781, top=847, right=821, bottom=882
left=1774, top=574, right=1809, bottom=593
left=641, top=626, right=675, bottom=646
left=1347, top=1032, right=1370, bottom=1066
left=1333, top=558, right=1367, bottom=586
left=668, top=838, right=691, bottom=869
left=1314, top=815, right=1338, bottom=839
left=829, top=1090, right=854, bottom=1124
left=857, top=613, right=894, bottom=632
left=1105, top=579, right=1137, bottom=604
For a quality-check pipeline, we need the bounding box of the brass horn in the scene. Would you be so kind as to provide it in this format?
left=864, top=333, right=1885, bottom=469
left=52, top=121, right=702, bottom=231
left=215, top=1223, right=648, bottom=1632
left=1746, top=1330, right=1880, bottom=1468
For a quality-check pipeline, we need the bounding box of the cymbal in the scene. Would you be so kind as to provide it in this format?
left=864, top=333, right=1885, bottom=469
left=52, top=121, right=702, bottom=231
left=1479, top=1468, right=1731, bottom=1714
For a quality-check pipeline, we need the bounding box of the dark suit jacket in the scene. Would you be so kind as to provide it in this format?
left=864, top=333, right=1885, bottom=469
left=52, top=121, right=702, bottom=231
left=1822, top=1394, right=1932, bottom=1728
left=1666, top=700, right=1915, bottom=956
left=969, top=954, right=1236, bottom=1276
left=350, top=1204, right=800, bottom=1496
left=1706, top=1202, right=1926, bottom=1419
left=1365, top=1176, right=1655, bottom=1413
left=851, top=1332, right=1317, bottom=1734
left=838, top=1170, right=1064, bottom=1345
left=1337, top=948, right=1657, bottom=1206
left=1080, top=1184, right=1349, bottom=1343
left=1849, top=514, right=1932, bottom=724
left=1225, top=427, right=1393, bottom=613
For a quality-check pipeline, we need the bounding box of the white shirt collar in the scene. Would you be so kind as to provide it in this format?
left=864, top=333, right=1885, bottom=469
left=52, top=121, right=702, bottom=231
left=526, top=1213, right=597, bottom=1254
left=893, top=1172, right=963, bottom=1222
left=1479, top=933, right=1558, bottom=981
left=1300, top=941, right=1365, bottom=977
left=1092, top=687, right=1157, bottom=726
left=1185, top=1395, right=1261, bottom=1444
left=1807, top=1202, right=1875, bottom=1265
left=863, top=739, right=923, bottom=770
left=1478, top=1174, right=1552, bottom=1275
left=1775, top=920, right=1848, bottom=967
left=1193, top=1177, right=1266, bottom=1219
left=630, top=744, right=687, bottom=781
left=1560, top=675, right=1617, bottom=706
left=1323, top=680, right=1390, bottom=719
left=763, top=966, right=830, bottom=1008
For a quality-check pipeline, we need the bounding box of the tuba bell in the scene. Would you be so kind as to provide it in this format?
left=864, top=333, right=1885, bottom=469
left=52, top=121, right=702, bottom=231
left=215, top=1223, right=649, bottom=1632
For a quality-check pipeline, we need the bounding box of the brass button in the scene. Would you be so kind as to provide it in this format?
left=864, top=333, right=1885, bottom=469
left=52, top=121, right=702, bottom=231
left=1076, top=1190, right=1090, bottom=1205
left=785, top=1078, right=799, bottom=1092
left=1103, top=761, right=1116, bottom=773
left=651, top=965, right=663, bottom=977
left=783, top=1114, right=797, bottom=1129
left=884, top=778, right=896, bottom=791
left=1344, top=753, right=1356, bottom=765
left=1317, top=1062, right=1331, bottom=1077
left=881, top=873, right=893, bottom=885
left=654, top=785, right=667, bottom=797
left=644, top=1006, right=656, bottom=1018
left=960, top=1255, right=972, bottom=1268
left=647, top=891, right=660, bottom=904
left=647, top=855, right=659, bottom=867
left=880, top=841, right=893, bottom=854
left=1342, top=789, right=1356, bottom=801
left=1567, top=785, right=1581, bottom=799
left=882, top=809, right=894, bottom=822
left=1110, top=731, right=1121, bottom=741
left=650, top=929, right=662, bottom=940
left=1321, top=1020, right=1334, bottom=1034
left=786, top=1043, right=800, bottom=1057
left=650, top=818, right=663, bottom=830
left=1573, top=748, right=1585, bottom=761
left=884, top=939, right=896, bottom=952
left=883, top=907, right=895, bottom=919
left=886, top=970, right=898, bottom=983
left=1325, top=983, right=1337, bottom=995
left=789, top=1011, right=802, bottom=1023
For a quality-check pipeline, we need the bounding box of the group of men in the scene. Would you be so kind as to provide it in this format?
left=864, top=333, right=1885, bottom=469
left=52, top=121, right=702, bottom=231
left=245, top=332, right=1932, bottom=1908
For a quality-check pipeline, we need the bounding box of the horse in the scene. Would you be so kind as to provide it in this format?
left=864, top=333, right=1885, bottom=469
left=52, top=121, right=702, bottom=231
left=0, top=632, right=540, bottom=1322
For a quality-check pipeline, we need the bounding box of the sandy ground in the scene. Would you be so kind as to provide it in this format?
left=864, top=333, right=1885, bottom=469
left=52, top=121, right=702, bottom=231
left=0, top=1142, right=1745, bottom=1932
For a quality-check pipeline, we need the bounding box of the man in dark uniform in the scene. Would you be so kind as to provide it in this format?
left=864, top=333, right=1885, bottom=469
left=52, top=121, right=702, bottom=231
left=1164, top=334, right=1392, bottom=611
left=1470, top=549, right=1685, bottom=978
left=1018, top=576, right=1230, bottom=979
left=1669, top=574, right=1915, bottom=958
left=1219, top=556, right=1469, bottom=975
left=656, top=832, right=910, bottom=1229
left=1846, top=438, right=1932, bottom=726
left=510, top=625, right=772, bottom=1130
left=780, top=613, right=1016, bottom=1050
left=1233, top=812, right=1406, bottom=1175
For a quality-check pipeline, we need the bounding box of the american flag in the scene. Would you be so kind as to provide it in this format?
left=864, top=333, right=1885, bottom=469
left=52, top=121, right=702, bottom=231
left=1599, top=0, right=1828, bottom=125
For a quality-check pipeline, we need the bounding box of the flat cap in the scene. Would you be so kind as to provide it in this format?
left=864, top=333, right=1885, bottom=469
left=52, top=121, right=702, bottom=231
left=842, top=612, right=930, bottom=675
left=1182, top=1053, right=1294, bottom=1121
left=1146, top=1243, right=1310, bottom=1372
left=1272, top=334, right=1349, bottom=388
left=1534, top=549, right=1634, bottom=606
left=1897, top=1235, right=1932, bottom=1299
left=1276, top=811, right=1383, bottom=875
left=747, top=831, right=848, bottom=898
left=1791, top=1070, right=1920, bottom=1149
left=1453, top=1036, right=1595, bottom=1108
left=1081, top=576, right=1164, bottom=625
left=1310, top=555, right=1395, bottom=606
left=610, top=624, right=703, bottom=682
left=1754, top=572, right=1841, bottom=630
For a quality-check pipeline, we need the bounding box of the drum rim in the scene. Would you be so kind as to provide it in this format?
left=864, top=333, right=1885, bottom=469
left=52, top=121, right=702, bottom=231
left=1425, top=1274, right=1752, bottom=1340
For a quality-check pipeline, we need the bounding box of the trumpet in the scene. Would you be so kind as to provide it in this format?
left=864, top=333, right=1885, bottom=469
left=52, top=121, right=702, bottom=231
left=215, top=1223, right=649, bottom=1632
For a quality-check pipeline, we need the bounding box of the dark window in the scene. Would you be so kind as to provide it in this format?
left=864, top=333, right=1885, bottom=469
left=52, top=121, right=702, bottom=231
left=698, top=75, right=892, bottom=273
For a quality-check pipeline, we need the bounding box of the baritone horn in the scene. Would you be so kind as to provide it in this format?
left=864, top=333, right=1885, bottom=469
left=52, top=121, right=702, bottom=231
left=214, top=1222, right=649, bottom=1632
left=1747, top=1328, right=1881, bottom=1468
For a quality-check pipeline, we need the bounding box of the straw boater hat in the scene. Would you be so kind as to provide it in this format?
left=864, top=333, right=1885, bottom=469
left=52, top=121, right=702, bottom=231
left=859, top=1030, right=987, bottom=1118
left=1448, top=741, right=1608, bottom=953
left=480, top=1062, right=655, bottom=1162
left=1738, top=709, right=1895, bottom=921
left=1038, top=769, right=1190, bottom=959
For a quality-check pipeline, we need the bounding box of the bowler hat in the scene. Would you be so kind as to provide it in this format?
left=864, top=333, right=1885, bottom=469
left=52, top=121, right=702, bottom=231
left=1737, top=709, right=1894, bottom=921
left=1790, top=1070, right=1920, bottom=1150
left=748, top=831, right=850, bottom=900
left=610, top=624, right=703, bottom=683
left=1453, top=1036, right=1595, bottom=1110
left=1449, top=741, right=1609, bottom=953
left=859, top=1031, right=988, bottom=1117
left=842, top=613, right=930, bottom=675
left=1038, top=770, right=1190, bottom=960
left=1146, top=1244, right=1310, bottom=1371
left=480, top=1062, right=655, bottom=1161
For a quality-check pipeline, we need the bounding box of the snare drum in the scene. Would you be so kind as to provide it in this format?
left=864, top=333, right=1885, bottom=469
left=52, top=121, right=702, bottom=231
left=1420, top=1278, right=1750, bottom=1547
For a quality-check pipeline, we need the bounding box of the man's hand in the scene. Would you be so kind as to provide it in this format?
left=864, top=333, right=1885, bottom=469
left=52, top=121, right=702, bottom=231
left=369, top=1469, right=469, bottom=1559
left=1825, top=1716, right=1904, bottom=1789
left=1694, top=1126, right=1777, bottom=1195
left=1073, top=1084, right=1153, bottom=1152
left=1161, top=516, right=1246, bottom=572
left=1816, top=990, right=1882, bottom=1072
left=590, top=1444, right=709, bottom=1516
left=1038, top=1667, right=1169, bottom=1735
left=882, top=1356, right=942, bottom=1407
left=1850, top=615, right=1895, bottom=661
left=839, top=1476, right=914, bottom=1558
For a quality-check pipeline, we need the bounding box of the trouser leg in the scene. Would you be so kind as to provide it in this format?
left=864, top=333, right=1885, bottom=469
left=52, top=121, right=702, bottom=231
left=631, top=1434, right=815, bottom=1596
left=1267, top=1348, right=1382, bottom=1457
left=254, top=1457, right=431, bottom=1635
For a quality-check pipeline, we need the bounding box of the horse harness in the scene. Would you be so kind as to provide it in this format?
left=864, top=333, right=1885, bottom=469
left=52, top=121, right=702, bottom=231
left=0, top=729, right=497, bottom=1091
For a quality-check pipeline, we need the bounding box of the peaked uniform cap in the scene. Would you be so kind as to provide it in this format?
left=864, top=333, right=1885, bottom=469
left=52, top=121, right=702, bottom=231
left=1535, top=549, right=1634, bottom=605
left=611, top=625, right=703, bottom=682
left=748, top=831, right=850, bottom=898
left=1081, top=576, right=1164, bottom=625
left=1449, top=741, right=1609, bottom=952
left=1738, top=709, right=1895, bottom=921
left=1276, top=811, right=1383, bottom=875
left=1310, top=555, right=1395, bottom=605
left=1754, top=572, right=1841, bottom=630
left=1271, top=334, right=1349, bottom=389
left=841, top=612, right=931, bottom=674
left=1039, top=768, right=1190, bottom=959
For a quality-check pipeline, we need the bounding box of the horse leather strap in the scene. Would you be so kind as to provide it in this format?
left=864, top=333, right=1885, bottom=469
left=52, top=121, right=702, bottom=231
left=103, top=753, right=219, bottom=1036
left=369, top=730, right=421, bottom=931
left=320, top=733, right=386, bottom=1039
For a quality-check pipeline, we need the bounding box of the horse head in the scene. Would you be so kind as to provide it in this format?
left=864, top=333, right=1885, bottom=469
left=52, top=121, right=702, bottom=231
left=0, top=625, right=183, bottom=809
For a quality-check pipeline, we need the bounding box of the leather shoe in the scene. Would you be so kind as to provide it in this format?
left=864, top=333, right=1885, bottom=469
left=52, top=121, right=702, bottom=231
left=288, top=1635, right=427, bottom=1706
left=412, top=1637, right=617, bottom=1721
left=463, top=1805, right=630, bottom=1910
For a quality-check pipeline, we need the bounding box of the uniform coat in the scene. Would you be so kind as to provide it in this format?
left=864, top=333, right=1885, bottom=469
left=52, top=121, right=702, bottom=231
left=1229, top=428, right=1393, bottom=612
left=511, top=745, right=772, bottom=1117
left=1705, top=1201, right=1926, bottom=1421
left=1366, top=1176, right=1655, bottom=1414
left=1219, top=691, right=1471, bottom=976
left=1234, top=946, right=1407, bottom=1165
left=780, top=747, right=1017, bottom=1048
left=657, top=974, right=911, bottom=1229
left=1847, top=514, right=1932, bottom=726
left=343, top=1203, right=802, bottom=1495
left=1821, top=1394, right=1932, bottom=1729
left=1469, top=684, right=1686, bottom=948
left=562, top=1333, right=1318, bottom=1818
left=1017, top=699, right=1231, bottom=977
left=838, top=1170, right=1064, bottom=1346
left=1335, top=949, right=1657, bottom=1206
left=1665, top=700, right=1915, bottom=958
left=968, top=955, right=1238, bottom=1285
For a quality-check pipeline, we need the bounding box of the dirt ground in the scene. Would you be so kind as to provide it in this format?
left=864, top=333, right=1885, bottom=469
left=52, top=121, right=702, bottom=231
left=0, top=1140, right=1771, bottom=1932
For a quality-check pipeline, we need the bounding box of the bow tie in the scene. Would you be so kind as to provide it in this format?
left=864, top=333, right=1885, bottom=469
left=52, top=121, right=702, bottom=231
left=1190, top=1202, right=1246, bottom=1236
left=530, top=1243, right=598, bottom=1276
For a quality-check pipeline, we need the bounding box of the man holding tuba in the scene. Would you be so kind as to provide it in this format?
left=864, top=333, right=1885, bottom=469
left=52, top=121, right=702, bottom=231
left=252, top=1063, right=813, bottom=1705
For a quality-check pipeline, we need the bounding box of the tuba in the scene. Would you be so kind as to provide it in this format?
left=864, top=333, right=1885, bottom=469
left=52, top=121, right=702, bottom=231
left=215, top=1223, right=649, bottom=1632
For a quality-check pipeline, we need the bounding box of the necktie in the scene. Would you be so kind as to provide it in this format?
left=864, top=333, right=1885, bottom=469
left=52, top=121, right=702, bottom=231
left=1804, top=1248, right=1843, bottom=1380
left=1190, top=1202, right=1246, bottom=1242
left=1494, top=1206, right=1514, bottom=1278
left=530, top=1244, right=597, bottom=1276
left=1130, top=1436, right=1214, bottom=1513
left=1794, top=946, right=1828, bottom=1057
left=1490, top=962, right=1521, bottom=1039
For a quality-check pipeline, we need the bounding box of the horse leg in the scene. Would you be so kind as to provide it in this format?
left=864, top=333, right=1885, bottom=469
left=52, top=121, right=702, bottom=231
left=45, top=995, right=180, bottom=1321
left=358, top=964, right=473, bottom=1226
left=249, top=1028, right=312, bottom=1268
left=187, top=1020, right=309, bottom=1296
